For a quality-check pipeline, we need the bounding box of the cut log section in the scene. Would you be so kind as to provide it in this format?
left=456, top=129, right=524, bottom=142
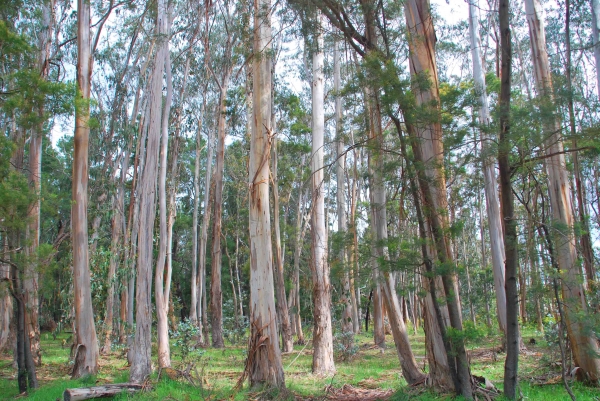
left=63, top=383, right=144, bottom=401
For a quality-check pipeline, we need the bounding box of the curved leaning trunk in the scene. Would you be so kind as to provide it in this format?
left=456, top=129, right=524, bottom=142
left=380, top=272, right=426, bottom=384
left=404, top=0, right=472, bottom=398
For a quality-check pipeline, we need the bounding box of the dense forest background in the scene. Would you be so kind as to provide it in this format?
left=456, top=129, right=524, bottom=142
left=1, top=0, right=599, bottom=399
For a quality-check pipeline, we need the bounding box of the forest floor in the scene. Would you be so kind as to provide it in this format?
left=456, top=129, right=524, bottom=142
left=0, top=326, right=598, bottom=400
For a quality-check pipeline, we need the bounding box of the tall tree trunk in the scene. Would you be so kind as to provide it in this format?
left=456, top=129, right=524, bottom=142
left=190, top=111, right=204, bottom=325
left=247, top=0, right=285, bottom=388
left=498, top=0, right=519, bottom=397
left=71, top=0, right=99, bottom=378
left=25, top=0, right=54, bottom=367
left=130, top=0, right=168, bottom=382
left=364, top=91, right=385, bottom=349
left=310, top=16, right=335, bottom=375
left=291, top=182, right=307, bottom=344
left=468, top=0, right=508, bottom=336
left=272, top=138, right=294, bottom=353
left=155, top=40, right=173, bottom=369
left=524, top=0, right=600, bottom=382
left=210, top=71, right=231, bottom=349
left=334, top=39, right=353, bottom=336
left=197, top=121, right=214, bottom=343
left=349, top=136, right=361, bottom=334
left=404, top=0, right=472, bottom=398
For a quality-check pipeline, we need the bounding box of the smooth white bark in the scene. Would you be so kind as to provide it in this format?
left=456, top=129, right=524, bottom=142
left=248, top=0, right=285, bottom=387
left=468, top=0, right=507, bottom=335
left=311, top=19, right=335, bottom=375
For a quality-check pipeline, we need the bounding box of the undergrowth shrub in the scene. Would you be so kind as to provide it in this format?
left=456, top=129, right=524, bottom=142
left=333, top=331, right=358, bottom=362
left=172, top=319, right=204, bottom=363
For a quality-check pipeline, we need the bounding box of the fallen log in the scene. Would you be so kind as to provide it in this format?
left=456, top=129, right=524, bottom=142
left=63, top=383, right=144, bottom=401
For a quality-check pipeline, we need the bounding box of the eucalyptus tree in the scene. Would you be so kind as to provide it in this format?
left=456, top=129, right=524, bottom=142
left=130, top=0, right=170, bottom=382
left=404, top=0, right=473, bottom=397
left=71, top=0, right=99, bottom=378
left=155, top=16, right=173, bottom=369
left=247, top=0, right=285, bottom=388
left=467, top=0, right=507, bottom=337
left=300, top=0, right=461, bottom=390
left=524, top=0, right=600, bottom=382
left=310, top=15, right=336, bottom=375
left=208, top=0, right=244, bottom=348
left=334, top=38, right=353, bottom=336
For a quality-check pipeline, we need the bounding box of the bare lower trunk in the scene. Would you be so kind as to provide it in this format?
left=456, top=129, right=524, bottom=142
left=210, top=71, right=231, bottom=349
left=349, top=142, right=360, bottom=334
left=190, top=118, right=202, bottom=324
left=71, top=0, right=99, bottom=378
left=310, top=18, right=335, bottom=375
left=197, top=122, right=214, bottom=343
left=247, top=0, right=285, bottom=388
left=291, top=183, right=307, bottom=344
left=381, top=272, right=425, bottom=384
left=272, top=139, right=293, bottom=353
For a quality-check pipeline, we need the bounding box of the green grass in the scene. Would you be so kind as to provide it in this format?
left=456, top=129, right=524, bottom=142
left=0, top=327, right=598, bottom=400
